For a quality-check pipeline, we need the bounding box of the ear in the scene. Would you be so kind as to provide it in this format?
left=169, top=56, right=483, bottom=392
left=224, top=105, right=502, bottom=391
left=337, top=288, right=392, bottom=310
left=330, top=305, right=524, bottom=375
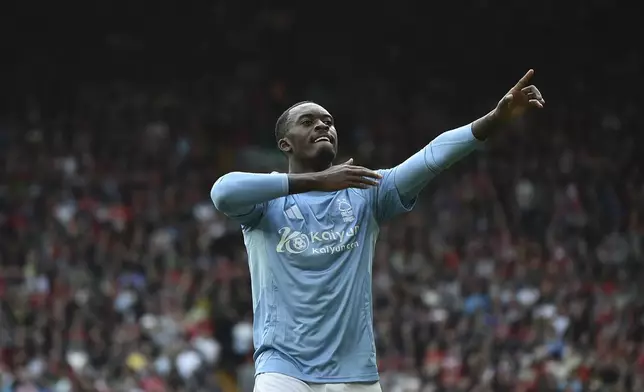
left=278, top=138, right=292, bottom=153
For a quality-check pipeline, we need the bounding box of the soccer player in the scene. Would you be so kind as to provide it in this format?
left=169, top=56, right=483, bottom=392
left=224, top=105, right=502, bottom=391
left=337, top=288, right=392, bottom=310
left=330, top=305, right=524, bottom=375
left=211, top=70, right=545, bottom=392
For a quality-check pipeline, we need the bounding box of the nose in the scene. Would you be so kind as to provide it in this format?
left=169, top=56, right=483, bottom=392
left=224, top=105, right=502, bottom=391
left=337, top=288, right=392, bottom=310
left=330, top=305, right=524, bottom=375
left=314, top=120, right=329, bottom=131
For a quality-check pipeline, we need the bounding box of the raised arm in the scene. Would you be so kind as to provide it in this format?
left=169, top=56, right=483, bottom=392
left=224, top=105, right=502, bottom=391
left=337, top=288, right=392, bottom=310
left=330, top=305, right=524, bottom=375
left=393, top=69, right=545, bottom=203
left=392, top=123, right=482, bottom=201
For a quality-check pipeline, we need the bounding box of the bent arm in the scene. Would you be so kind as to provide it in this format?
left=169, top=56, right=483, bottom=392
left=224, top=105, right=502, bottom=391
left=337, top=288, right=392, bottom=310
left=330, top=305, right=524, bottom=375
left=210, top=172, right=289, bottom=216
left=393, top=124, right=483, bottom=202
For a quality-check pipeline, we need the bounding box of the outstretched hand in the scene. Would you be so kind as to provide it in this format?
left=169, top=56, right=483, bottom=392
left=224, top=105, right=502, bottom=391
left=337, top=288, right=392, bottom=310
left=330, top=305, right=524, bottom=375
left=471, top=69, right=546, bottom=140
left=494, top=69, right=545, bottom=121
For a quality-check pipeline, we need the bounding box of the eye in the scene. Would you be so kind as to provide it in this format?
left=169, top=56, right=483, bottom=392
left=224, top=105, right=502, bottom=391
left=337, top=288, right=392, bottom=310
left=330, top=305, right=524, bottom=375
left=302, top=119, right=313, bottom=126
left=323, top=120, right=333, bottom=126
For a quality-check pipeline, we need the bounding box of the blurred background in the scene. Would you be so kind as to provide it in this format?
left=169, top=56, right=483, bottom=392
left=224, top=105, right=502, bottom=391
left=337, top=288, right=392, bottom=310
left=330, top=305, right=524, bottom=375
left=1, top=1, right=643, bottom=391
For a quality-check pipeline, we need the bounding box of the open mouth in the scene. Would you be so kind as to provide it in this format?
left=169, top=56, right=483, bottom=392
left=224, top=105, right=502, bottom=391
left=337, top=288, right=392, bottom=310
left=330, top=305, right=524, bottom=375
left=313, top=136, right=333, bottom=144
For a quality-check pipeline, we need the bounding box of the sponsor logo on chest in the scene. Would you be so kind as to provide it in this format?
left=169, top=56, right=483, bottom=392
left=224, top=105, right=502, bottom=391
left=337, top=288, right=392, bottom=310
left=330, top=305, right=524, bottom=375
left=277, top=198, right=360, bottom=255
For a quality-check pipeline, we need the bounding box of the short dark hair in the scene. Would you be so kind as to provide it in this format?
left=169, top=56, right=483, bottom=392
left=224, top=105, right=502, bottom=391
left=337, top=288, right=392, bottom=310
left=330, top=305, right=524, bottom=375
left=275, top=101, right=313, bottom=142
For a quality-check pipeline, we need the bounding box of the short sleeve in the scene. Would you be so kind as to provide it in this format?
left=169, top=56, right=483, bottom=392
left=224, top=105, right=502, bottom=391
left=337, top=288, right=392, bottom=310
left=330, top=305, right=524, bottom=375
left=371, top=168, right=416, bottom=223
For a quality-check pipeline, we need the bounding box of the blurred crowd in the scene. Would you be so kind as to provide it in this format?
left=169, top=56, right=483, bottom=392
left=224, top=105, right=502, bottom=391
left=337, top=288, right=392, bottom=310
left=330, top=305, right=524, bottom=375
left=2, top=3, right=644, bottom=392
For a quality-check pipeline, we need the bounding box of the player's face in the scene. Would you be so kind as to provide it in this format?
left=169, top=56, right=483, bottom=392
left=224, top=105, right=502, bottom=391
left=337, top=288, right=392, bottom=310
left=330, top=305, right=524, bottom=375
left=280, top=103, right=338, bottom=164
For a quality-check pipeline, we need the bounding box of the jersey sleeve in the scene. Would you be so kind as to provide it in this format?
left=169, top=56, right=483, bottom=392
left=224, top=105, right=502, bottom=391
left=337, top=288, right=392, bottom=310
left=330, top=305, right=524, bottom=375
left=210, top=171, right=289, bottom=230
left=367, top=124, right=481, bottom=223
left=370, top=168, right=416, bottom=223
left=210, top=176, right=267, bottom=229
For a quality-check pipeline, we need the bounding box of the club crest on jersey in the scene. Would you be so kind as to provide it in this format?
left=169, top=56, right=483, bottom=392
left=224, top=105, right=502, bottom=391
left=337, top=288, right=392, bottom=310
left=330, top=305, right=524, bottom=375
left=338, top=199, right=355, bottom=222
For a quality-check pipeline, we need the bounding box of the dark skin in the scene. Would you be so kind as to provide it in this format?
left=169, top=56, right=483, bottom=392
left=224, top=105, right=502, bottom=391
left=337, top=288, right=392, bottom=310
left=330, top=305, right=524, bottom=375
left=279, top=70, right=545, bottom=194
left=471, top=69, right=545, bottom=139
left=278, top=102, right=381, bottom=192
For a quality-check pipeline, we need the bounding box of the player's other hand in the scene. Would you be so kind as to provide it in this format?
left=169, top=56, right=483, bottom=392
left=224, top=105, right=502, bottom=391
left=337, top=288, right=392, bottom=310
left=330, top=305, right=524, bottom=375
left=494, top=69, right=545, bottom=121
left=312, top=159, right=382, bottom=191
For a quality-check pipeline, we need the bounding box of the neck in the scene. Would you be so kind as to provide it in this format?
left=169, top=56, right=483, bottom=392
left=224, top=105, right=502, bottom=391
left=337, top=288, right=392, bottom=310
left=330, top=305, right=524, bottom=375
left=288, top=158, right=332, bottom=174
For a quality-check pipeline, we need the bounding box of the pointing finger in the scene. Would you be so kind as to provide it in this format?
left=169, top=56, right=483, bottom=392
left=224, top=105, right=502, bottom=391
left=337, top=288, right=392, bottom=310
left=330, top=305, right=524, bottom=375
left=342, top=158, right=354, bottom=165
left=513, top=69, right=534, bottom=90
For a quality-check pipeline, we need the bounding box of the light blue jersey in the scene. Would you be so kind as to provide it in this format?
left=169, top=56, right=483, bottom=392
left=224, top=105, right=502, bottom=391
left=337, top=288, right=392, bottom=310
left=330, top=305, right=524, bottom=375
left=211, top=124, right=481, bottom=383
left=242, top=169, right=409, bottom=382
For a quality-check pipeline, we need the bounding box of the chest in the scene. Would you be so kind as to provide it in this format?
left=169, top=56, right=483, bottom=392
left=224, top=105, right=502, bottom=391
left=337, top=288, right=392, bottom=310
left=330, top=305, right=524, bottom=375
left=264, top=191, right=371, bottom=269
